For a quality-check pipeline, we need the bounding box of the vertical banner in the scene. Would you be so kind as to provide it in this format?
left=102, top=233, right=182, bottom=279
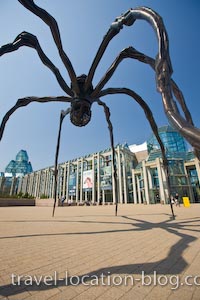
left=83, top=170, right=93, bottom=190
left=100, top=166, right=112, bottom=190
left=68, top=173, right=76, bottom=195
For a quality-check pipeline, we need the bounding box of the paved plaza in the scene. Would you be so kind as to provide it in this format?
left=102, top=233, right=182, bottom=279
left=0, top=203, right=200, bottom=300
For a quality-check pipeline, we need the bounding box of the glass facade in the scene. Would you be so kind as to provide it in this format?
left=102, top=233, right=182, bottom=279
left=0, top=150, right=33, bottom=196
left=1, top=126, right=200, bottom=204
left=5, top=150, right=33, bottom=177
left=187, top=167, right=200, bottom=203
left=132, top=125, right=200, bottom=204
left=147, top=125, right=187, bottom=154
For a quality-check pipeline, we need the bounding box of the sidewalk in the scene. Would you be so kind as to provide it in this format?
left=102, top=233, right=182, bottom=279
left=0, top=204, right=200, bottom=300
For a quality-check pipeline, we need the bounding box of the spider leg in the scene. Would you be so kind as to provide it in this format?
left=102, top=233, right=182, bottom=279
left=96, top=100, right=118, bottom=216
left=18, top=0, right=79, bottom=95
left=99, top=88, right=167, bottom=162
left=0, top=32, right=73, bottom=96
left=52, top=108, right=71, bottom=217
left=0, top=96, right=71, bottom=141
left=92, top=46, right=200, bottom=159
left=99, top=88, right=175, bottom=218
left=85, top=6, right=171, bottom=93
left=91, top=46, right=191, bottom=124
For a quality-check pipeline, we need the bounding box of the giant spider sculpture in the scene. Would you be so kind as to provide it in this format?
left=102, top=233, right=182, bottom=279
left=1, top=0, right=200, bottom=217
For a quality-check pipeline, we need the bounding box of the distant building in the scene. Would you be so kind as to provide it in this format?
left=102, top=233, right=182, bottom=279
left=147, top=125, right=187, bottom=153
left=129, top=142, right=148, bottom=162
left=18, top=144, right=136, bottom=203
left=16, top=125, right=200, bottom=204
left=1, top=126, right=200, bottom=204
left=132, top=126, right=200, bottom=204
left=4, top=150, right=33, bottom=177
left=0, top=150, right=33, bottom=195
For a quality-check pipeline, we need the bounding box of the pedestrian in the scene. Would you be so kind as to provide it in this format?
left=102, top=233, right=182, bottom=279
left=174, top=193, right=180, bottom=207
left=61, top=196, right=66, bottom=206
left=170, top=195, right=175, bottom=205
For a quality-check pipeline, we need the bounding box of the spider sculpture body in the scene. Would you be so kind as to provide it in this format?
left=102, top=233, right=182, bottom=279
left=1, top=0, right=200, bottom=217
left=69, top=74, right=93, bottom=127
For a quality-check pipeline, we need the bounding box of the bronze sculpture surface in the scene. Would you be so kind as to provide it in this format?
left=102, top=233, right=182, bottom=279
left=0, top=0, right=199, bottom=217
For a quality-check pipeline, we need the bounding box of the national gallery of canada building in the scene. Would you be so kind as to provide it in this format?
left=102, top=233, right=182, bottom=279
left=1, top=126, right=200, bottom=204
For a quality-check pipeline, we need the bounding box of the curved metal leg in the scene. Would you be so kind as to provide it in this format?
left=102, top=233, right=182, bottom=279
left=92, top=46, right=191, bottom=125
left=0, top=96, right=71, bottom=141
left=85, top=6, right=171, bottom=93
left=18, top=0, right=79, bottom=95
left=92, top=46, right=200, bottom=159
left=0, top=32, right=72, bottom=96
left=99, top=88, right=175, bottom=218
left=84, top=5, right=200, bottom=156
left=97, top=100, right=118, bottom=216
left=52, top=108, right=71, bottom=217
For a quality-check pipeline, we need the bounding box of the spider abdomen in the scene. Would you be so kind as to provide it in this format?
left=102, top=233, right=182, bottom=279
left=70, top=99, right=92, bottom=127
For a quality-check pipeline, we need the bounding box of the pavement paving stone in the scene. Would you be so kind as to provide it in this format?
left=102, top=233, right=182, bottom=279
left=95, top=286, right=125, bottom=300
left=167, top=286, right=194, bottom=300
left=142, top=285, right=172, bottom=300
left=0, top=204, right=200, bottom=299
left=192, top=287, right=200, bottom=300
left=6, top=288, right=30, bottom=300
left=118, top=288, right=145, bottom=300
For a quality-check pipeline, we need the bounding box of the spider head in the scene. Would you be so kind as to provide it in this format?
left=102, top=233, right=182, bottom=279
left=70, top=99, right=91, bottom=127
left=70, top=74, right=93, bottom=127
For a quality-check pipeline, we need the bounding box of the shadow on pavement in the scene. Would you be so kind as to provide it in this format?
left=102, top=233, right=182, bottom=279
left=0, top=216, right=199, bottom=297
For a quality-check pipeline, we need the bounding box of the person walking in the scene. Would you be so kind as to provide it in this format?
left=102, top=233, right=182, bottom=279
left=61, top=196, right=66, bottom=206
left=174, top=193, right=180, bottom=207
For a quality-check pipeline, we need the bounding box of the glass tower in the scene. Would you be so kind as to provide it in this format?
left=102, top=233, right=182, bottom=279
left=145, top=125, right=193, bottom=202
left=5, top=150, right=33, bottom=177
left=147, top=125, right=187, bottom=154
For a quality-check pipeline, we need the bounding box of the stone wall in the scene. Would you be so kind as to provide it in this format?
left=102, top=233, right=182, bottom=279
left=0, top=198, right=35, bottom=207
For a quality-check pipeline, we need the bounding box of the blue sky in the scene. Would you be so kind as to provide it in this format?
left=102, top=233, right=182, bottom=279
left=0, top=0, right=200, bottom=171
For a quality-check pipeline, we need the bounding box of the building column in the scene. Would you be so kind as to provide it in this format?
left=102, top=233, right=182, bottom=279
left=132, top=170, right=138, bottom=204
left=42, top=170, right=47, bottom=196
left=62, top=163, right=67, bottom=197
left=50, top=170, right=54, bottom=198
left=44, top=170, right=48, bottom=197
left=36, top=171, right=42, bottom=198
left=102, top=189, right=105, bottom=204
left=40, top=172, right=43, bottom=196
left=17, top=177, right=23, bottom=194
left=66, top=162, right=70, bottom=200
left=156, top=158, right=167, bottom=203
left=117, top=147, right=123, bottom=204
left=136, top=175, right=142, bottom=204
left=0, top=177, right=3, bottom=191
left=57, top=167, right=61, bottom=198
left=147, top=168, right=153, bottom=203
left=35, top=172, right=39, bottom=197
left=142, top=161, right=150, bottom=204
left=21, top=175, right=28, bottom=195
left=28, top=174, right=34, bottom=196
left=76, top=161, right=79, bottom=203
left=97, top=153, right=101, bottom=204
left=92, top=155, right=95, bottom=204
left=147, top=168, right=153, bottom=189
left=122, top=152, right=128, bottom=204
left=80, top=159, right=83, bottom=203
left=9, top=177, right=16, bottom=196
left=44, top=171, right=48, bottom=198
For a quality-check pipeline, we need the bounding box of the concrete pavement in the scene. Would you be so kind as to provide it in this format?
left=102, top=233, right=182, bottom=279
left=0, top=203, right=200, bottom=299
